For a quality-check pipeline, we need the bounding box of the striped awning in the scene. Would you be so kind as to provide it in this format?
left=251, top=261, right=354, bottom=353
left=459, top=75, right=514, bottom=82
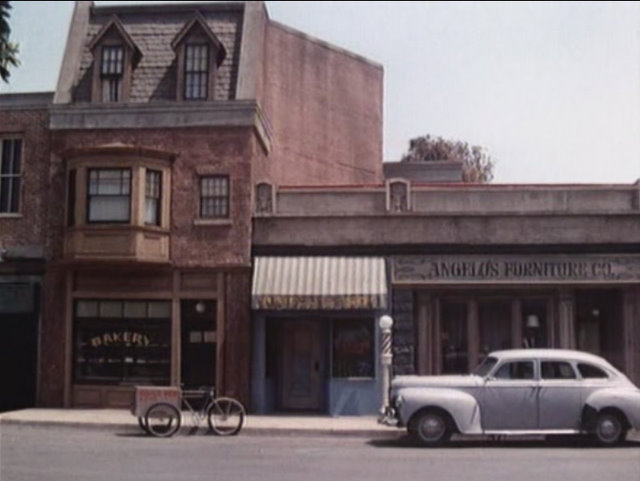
left=252, top=257, right=388, bottom=310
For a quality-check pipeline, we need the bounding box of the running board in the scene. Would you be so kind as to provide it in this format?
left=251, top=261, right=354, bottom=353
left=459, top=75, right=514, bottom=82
left=483, top=429, right=582, bottom=436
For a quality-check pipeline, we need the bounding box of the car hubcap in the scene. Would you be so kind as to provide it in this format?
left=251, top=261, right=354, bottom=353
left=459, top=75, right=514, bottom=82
left=420, top=416, right=445, bottom=441
left=598, top=417, right=619, bottom=442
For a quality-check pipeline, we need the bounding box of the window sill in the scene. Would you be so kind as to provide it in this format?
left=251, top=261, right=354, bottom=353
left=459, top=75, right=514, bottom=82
left=0, top=213, right=22, bottom=219
left=193, top=218, right=232, bottom=227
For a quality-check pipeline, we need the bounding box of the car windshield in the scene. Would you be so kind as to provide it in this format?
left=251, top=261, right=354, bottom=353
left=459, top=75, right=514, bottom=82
left=473, top=356, right=498, bottom=377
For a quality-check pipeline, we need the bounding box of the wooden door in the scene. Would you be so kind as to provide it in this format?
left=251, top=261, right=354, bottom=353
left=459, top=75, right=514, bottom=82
left=281, top=321, right=324, bottom=411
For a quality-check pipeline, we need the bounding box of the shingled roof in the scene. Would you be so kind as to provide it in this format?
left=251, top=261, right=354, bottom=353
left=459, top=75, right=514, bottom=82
left=73, top=3, right=244, bottom=103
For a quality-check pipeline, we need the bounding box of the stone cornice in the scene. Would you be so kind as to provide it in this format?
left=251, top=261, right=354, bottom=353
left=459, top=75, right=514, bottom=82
left=49, top=100, right=272, bottom=153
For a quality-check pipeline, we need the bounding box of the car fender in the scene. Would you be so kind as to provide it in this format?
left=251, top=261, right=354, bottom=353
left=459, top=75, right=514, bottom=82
left=585, top=388, right=640, bottom=429
left=396, top=387, right=482, bottom=434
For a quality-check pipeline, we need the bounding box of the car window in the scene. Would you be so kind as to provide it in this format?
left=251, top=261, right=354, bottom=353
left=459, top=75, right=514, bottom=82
left=493, top=361, right=534, bottom=380
left=474, top=356, right=498, bottom=377
left=541, top=361, right=576, bottom=380
left=578, top=363, right=609, bottom=379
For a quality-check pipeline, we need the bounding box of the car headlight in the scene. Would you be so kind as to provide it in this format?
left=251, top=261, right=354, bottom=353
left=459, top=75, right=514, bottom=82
left=392, top=394, right=404, bottom=408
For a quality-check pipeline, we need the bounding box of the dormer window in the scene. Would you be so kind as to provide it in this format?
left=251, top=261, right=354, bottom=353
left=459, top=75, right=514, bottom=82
left=88, top=16, right=142, bottom=104
left=100, top=45, right=124, bottom=102
left=184, top=44, right=209, bottom=100
left=172, top=14, right=226, bottom=102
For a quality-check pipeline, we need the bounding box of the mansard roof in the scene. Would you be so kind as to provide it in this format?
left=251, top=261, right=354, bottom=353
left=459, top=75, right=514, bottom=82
left=74, top=3, right=243, bottom=103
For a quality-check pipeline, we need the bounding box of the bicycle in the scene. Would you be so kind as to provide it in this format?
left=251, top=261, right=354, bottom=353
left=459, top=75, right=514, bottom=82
left=134, top=386, right=245, bottom=438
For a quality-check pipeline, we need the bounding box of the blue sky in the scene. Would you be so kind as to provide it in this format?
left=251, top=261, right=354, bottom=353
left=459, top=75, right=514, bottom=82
left=2, top=1, right=639, bottom=184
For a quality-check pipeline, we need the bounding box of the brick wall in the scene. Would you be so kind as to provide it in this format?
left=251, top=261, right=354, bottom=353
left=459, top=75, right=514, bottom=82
left=50, top=126, right=255, bottom=267
left=257, top=22, right=383, bottom=187
left=222, top=269, right=252, bottom=405
left=0, top=108, right=51, bottom=253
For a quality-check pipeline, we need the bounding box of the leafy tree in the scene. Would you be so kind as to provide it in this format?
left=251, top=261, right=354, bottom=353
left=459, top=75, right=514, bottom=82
left=0, top=1, right=20, bottom=83
left=401, top=135, right=495, bottom=183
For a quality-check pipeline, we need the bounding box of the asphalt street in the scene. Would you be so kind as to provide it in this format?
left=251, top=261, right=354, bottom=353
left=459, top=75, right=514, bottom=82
left=1, top=425, right=639, bottom=481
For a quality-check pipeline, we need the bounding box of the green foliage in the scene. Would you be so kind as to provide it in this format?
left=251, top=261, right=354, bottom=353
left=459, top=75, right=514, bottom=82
left=1, top=1, right=20, bottom=83
left=401, top=134, right=495, bottom=183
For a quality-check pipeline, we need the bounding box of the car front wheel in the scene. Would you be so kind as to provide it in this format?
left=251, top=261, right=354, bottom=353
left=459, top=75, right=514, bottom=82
left=594, top=412, right=626, bottom=446
left=408, top=410, right=452, bottom=447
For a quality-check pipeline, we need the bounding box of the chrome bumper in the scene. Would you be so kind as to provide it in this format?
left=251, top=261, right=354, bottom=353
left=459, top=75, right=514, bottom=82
left=377, top=406, right=398, bottom=427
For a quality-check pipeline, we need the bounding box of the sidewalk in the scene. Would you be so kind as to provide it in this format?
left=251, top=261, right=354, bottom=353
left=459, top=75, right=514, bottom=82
left=0, top=408, right=400, bottom=438
left=1, top=408, right=639, bottom=442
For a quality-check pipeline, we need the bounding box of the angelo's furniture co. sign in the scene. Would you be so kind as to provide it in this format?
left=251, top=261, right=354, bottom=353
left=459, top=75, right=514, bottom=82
left=392, top=255, right=640, bottom=285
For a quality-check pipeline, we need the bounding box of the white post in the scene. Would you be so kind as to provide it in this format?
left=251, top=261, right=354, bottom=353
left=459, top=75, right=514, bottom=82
left=379, top=315, right=394, bottom=414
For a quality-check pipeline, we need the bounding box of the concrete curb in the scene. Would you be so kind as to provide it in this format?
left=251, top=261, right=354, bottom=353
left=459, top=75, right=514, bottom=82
left=0, top=418, right=401, bottom=439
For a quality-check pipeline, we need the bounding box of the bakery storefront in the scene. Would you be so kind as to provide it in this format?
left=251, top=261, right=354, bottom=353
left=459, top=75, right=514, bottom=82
left=392, top=254, right=640, bottom=385
left=250, top=256, right=389, bottom=415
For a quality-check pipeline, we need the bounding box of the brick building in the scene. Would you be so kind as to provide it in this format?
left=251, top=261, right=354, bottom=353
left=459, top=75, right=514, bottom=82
left=3, top=1, right=639, bottom=417
left=0, top=1, right=382, bottom=409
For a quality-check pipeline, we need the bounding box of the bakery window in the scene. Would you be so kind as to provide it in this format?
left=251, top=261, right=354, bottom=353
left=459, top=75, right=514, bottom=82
left=73, top=300, right=171, bottom=385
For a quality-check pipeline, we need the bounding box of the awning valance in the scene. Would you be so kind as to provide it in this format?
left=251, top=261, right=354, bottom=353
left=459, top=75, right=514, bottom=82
left=252, top=257, right=388, bottom=310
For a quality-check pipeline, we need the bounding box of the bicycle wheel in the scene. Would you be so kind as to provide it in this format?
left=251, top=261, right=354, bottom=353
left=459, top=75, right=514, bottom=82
left=138, top=416, right=149, bottom=434
left=207, top=397, right=245, bottom=436
left=145, top=402, right=181, bottom=438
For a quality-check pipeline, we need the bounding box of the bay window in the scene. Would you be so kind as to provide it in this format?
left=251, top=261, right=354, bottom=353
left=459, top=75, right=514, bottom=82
left=145, top=169, right=162, bottom=226
left=87, top=168, right=131, bottom=223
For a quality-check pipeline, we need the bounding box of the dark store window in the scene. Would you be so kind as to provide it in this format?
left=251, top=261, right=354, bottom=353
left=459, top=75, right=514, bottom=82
left=332, top=319, right=374, bottom=378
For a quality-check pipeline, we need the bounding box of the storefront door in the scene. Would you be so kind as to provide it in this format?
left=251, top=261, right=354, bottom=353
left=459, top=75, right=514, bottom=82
left=0, top=283, right=38, bottom=412
left=181, top=300, right=217, bottom=389
left=281, top=320, right=324, bottom=411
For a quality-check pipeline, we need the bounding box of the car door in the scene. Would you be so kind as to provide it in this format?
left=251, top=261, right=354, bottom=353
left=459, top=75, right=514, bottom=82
left=479, top=360, right=538, bottom=431
left=537, top=360, right=583, bottom=430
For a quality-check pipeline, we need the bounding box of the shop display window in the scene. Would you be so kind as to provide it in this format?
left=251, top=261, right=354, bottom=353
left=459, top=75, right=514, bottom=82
left=74, top=300, right=171, bottom=385
left=332, top=319, right=374, bottom=378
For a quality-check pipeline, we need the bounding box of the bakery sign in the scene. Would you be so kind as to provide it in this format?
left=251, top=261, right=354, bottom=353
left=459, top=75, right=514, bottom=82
left=89, top=331, right=150, bottom=348
left=392, top=255, right=640, bottom=285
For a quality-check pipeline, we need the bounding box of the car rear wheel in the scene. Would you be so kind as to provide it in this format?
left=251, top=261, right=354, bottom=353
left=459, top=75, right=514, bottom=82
left=408, top=410, right=452, bottom=447
left=594, top=412, right=626, bottom=446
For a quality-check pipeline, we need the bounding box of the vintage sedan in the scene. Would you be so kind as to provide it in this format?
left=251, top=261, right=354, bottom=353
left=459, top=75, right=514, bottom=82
left=381, top=349, right=640, bottom=446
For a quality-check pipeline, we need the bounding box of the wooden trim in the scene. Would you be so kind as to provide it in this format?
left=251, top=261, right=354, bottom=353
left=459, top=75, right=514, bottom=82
left=63, top=270, right=74, bottom=407
left=171, top=270, right=180, bottom=386
left=433, top=298, right=441, bottom=374
left=216, top=272, right=225, bottom=393
left=546, top=297, right=556, bottom=347
left=622, top=287, right=637, bottom=382
left=558, top=290, right=576, bottom=349
left=511, top=299, right=523, bottom=348
left=416, top=293, right=432, bottom=375
left=467, top=299, right=479, bottom=372
left=72, top=290, right=173, bottom=299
